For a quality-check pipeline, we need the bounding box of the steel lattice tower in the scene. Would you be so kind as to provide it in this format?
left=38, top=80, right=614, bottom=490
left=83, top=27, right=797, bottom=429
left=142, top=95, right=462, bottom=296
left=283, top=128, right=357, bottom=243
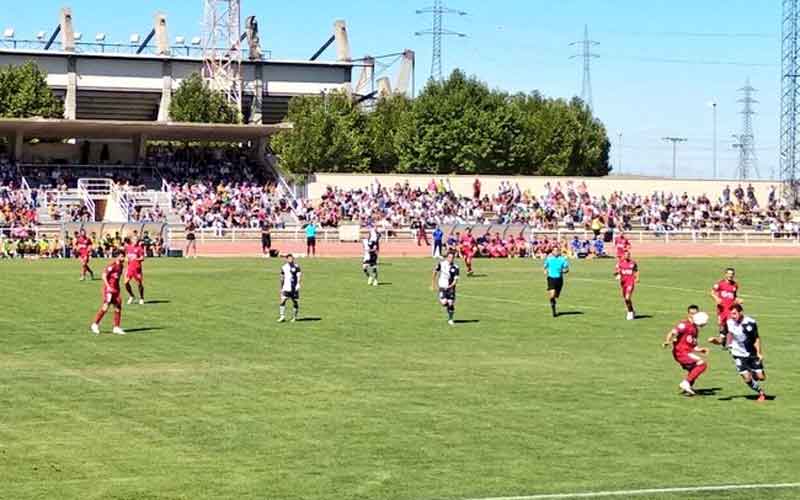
left=781, top=0, right=800, bottom=205
left=415, top=0, right=467, bottom=81
left=202, top=0, right=243, bottom=114
left=733, top=79, right=760, bottom=180
left=570, top=25, right=599, bottom=111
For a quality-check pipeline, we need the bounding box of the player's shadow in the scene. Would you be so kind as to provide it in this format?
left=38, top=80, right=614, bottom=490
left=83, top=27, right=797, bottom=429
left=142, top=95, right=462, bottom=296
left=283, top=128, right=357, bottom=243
left=556, top=311, right=584, bottom=317
left=634, top=314, right=654, bottom=319
left=468, top=274, right=489, bottom=278
left=718, top=394, right=777, bottom=401
left=693, top=387, right=722, bottom=396
left=453, top=319, right=480, bottom=324
left=378, top=282, right=392, bottom=286
left=295, top=317, right=322, bottom=322
left=124, top=327, right=165, bottom=334
left=145, top=300, right=171, bottom=304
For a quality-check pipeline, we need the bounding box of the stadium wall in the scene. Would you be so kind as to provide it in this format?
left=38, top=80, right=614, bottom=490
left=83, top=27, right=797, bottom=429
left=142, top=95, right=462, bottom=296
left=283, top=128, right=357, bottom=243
left=308, top=174, right=777, bottom=202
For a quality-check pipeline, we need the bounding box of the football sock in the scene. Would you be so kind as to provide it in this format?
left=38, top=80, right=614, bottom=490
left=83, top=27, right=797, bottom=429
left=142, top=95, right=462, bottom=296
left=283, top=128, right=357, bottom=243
left=363, top=266, right=369, bottom=276
left=447, top=305, right=454, bottom=320
left=113, top=310, right=121, bottom=328
left=687, top=363, right=707, bottom=384
left=292, top=303, right=299, bottom=318
left=279, top=305, right=286, bottom=317
left=125, top=282, right=135, bottom=297
left=138, top=284, right=144, bottom=300
left=550, top=298, right=557, bottom=316
left=94, top=309, right=106, bottom=324
left=746, top=379, right=762, bottom=393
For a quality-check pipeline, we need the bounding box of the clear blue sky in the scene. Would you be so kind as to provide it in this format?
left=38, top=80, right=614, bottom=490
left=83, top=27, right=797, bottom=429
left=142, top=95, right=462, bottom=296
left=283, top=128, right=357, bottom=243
left=10, top=0, right=782, bottom=179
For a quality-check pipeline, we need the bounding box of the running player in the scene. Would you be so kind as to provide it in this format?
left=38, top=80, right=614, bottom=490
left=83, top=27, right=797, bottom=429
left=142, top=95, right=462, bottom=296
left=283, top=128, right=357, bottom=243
left=90, top=250, right=126, bottom=335
left=278, top=254, right=302, bottom=322
left=124, top=236, right=145, bottom=305
left=614, top=250, right=640, bottom=320
left=543, top=246, right=569, bottom=317
left=614, top=231, right=631, bottom=260
left=459, top=228, right=477, bottom=276
left=709, top=304, right=767, bottom=402
left=74, top=230, right=95, bottom=281
left=711, top=267, right=741, bottom=347
left=362, top=236, right=379, bottom=286
left=432, top=251, right=460, bottom=325
left=185, top=221, right=197, bottom=258
left=662, top=305, right=709, bottom=396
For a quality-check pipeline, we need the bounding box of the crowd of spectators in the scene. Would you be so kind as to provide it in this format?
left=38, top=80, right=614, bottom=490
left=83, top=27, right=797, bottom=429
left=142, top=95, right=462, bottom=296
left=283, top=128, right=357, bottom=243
left=304, top=178, right=796, bottom=237
left=0, top=229, right=166, bottom=259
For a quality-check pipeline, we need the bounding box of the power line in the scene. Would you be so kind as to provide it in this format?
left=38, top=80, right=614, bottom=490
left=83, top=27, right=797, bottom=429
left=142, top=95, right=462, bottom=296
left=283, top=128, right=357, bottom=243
left=662, top=137, right=688, bottom=178
left=569, top=25, right=599, bottom=111
left=414, top=0, right=467, bottom=81
left=733, top=78, right=759, bottom=180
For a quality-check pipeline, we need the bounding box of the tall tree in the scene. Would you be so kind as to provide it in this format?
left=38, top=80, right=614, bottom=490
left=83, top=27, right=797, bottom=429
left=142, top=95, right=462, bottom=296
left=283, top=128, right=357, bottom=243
left=271, top=91, right=368, bottom=175
left=169, top=73, right=239, bottom=124
left=364, top=95, right=411, bottom=172
left=0, top=61, right=63, bottom=118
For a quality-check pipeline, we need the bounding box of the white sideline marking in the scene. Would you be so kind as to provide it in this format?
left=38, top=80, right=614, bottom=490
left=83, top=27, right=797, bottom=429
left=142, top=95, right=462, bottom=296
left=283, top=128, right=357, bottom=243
left=459, top=482, right=800, bottom=500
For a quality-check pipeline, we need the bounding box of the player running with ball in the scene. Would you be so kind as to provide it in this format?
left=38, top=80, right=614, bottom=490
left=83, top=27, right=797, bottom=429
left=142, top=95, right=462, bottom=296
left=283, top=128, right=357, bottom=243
left=614, top=250, right=639, bottom=320
left=663, top=305, right=710, bottom=396
left=90, top=250, right=126, bottom=335
left=432, top=252, right=460, bottom=326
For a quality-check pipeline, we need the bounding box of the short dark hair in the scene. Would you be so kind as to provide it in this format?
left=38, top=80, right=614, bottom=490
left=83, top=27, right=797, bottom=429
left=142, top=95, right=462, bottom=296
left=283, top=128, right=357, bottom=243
left=726, top=267, right=735, bottom=273
left=688, top=304, right=700, bottom=312
left=730, top=303, right=743, bottom=313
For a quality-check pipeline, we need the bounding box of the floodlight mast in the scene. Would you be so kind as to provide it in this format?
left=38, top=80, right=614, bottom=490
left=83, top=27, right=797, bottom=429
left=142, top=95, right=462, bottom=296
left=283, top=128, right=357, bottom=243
left=201, top=0, right=243, bottom=115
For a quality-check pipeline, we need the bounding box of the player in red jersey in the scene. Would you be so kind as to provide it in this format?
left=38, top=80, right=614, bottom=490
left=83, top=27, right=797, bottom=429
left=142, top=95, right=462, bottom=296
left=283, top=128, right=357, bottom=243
left=711, top=267, right=742, bottom=347
left=614, top=250, right=640, bottom=320
left=90, top=250, right=126, bottom=335
left=662, top=305, right=710, bottom=396
left=459, top=228, right=477, bottom=276
left=74, top=230, right=95, bottom=281
left=613, top=231, right=631, bottom=260
left=123, top=237, right=146, bottom=305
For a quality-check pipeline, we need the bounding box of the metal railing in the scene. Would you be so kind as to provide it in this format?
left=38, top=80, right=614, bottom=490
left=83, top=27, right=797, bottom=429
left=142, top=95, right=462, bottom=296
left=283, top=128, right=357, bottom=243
left=20, top=176, right=33, bottom=205
left=164, top=226, right=800, bottom=246
left=76, top=184, right=96, bottom=221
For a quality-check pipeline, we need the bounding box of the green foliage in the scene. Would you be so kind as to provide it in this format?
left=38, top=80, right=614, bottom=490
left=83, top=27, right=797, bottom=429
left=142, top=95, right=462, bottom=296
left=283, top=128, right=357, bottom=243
left=273, top=69, right=611, bottom=177
left=169, top=73, right=239, bottom=124
left=0, top=61, right=63, bottom=118
left=271, top=91, right=368, bottom=175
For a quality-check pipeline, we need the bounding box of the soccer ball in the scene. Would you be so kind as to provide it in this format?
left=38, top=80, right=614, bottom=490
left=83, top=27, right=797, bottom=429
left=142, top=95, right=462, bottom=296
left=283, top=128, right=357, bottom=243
left=692, top=312, right=709, bottom=327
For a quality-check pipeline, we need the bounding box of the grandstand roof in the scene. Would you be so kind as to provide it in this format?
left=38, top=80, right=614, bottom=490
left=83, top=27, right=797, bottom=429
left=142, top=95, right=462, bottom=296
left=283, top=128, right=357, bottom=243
left=0, top=118, right=290, bottom=141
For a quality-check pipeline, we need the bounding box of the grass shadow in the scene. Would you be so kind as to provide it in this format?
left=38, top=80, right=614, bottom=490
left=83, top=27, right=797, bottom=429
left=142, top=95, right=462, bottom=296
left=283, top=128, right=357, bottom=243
left=145, top=300, right=171, bottom=305
left=295, top=317, right=322, bottom=322
left=634, top=314, right=654, bottom=320
left=556, top=311, right=584, bottom=317
left=693, top=387, right=723, bottom=396
left=453, top=319, right=480, bottom=324
left=124, top=327, right=165, bottom=334
left=718, top=394, right=776, bottom=401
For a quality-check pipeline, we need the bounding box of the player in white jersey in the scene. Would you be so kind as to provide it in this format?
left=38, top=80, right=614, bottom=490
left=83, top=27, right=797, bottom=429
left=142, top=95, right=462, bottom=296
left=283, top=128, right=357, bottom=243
left=278, top=254, right=302, bottom=322
left=362, top=236, right=379, bottom=286
left=709, top=304, right=767, bottom=402
left=431, top=251, right=460, bottom=325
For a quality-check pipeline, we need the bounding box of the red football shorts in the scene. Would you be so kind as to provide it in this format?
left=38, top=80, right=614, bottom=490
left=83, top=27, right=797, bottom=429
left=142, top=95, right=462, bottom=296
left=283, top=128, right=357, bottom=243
left=102, top=289, right=122, bottom=307
left=674, top=352, right=701, bottom=371
left=126, top=268, right=143, bottom=281
left=621, top=282, right=635, bottom=298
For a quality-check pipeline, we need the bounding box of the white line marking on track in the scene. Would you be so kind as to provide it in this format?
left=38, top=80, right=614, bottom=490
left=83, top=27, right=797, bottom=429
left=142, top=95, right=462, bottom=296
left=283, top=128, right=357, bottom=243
left=459, top=482, right=800, bottom=500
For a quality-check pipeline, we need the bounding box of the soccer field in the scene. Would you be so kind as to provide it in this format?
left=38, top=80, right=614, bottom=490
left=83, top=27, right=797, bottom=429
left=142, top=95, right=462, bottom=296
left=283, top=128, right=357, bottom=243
left=1, top=256, right=799, bottom=500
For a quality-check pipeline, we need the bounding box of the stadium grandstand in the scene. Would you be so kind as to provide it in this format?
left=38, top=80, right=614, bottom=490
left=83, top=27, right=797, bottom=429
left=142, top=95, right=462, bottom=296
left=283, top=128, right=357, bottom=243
left=1, top=6, right=798, bottom=259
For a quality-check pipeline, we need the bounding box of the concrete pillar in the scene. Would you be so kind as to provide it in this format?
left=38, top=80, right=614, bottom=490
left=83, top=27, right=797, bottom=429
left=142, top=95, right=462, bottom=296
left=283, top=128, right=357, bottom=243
left=158, top=61, right=172, bottom=122
left=12, top=131, right=24, bottom=163
left=334, top=20, right=351, bottom=62
left=60, top=8, right=75, bottom=52
left=64, top=56, right=77, bottom=120
left=250, top=63, right=264, bottom=125
left=377, top=77, right=392, bottom=98
left=154, top=13, right=170, bottom=56
left=132, top=134, right=148, bottom=164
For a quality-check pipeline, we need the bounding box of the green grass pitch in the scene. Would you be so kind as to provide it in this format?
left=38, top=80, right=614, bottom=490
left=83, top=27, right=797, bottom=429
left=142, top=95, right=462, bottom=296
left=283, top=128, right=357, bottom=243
left=1, top=256, right=799, bottom=500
